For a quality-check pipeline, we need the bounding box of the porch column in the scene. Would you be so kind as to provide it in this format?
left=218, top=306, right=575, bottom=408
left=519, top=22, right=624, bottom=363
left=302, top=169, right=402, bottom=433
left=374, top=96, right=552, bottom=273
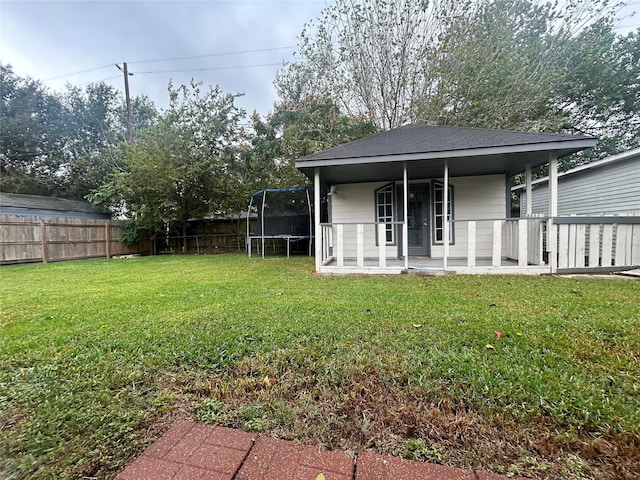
left=525, top=162, right=532, bottom=216
left=548, top=153, right=558, bottom=273
left=443, top=159, right=449, bottom=271
left=314, top=168, right=321, bottom=272
left=403, top=162, right=409, bottom=270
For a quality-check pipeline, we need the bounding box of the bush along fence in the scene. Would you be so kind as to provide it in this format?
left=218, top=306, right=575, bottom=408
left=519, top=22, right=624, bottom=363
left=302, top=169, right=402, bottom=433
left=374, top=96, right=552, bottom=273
left=0, top=215, right=151, bottom=265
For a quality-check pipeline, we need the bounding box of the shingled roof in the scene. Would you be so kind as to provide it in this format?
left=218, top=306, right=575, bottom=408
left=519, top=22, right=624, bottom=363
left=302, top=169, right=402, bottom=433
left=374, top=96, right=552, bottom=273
left=299, top=124, right=594, bottom=162
left=0, top=193, right=110, bottom=219
left=296, top=124, right=596, bottom=184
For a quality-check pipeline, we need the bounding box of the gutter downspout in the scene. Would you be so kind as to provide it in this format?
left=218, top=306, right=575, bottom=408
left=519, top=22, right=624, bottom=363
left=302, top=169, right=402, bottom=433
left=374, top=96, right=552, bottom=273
left=525, top=162, right=532, bottom=216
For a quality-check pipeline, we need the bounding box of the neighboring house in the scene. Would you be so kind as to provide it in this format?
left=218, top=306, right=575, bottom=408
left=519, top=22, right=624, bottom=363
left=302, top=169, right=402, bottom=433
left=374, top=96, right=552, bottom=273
left=295, top=124, right=639, bottom=274
left=514, top=147, right=640, bottom=216
left=0, top=192, right=110, bottom=219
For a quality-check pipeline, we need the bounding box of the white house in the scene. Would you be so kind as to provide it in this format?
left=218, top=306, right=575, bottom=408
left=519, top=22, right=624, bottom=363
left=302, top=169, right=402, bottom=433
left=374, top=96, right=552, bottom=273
left=295, top=124, right=640, bottom=274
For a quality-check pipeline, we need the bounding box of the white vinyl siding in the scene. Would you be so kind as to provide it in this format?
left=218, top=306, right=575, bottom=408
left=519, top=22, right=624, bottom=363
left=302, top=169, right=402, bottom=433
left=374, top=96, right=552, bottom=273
left=330, top=182, right=397, bottom=258
left=430, top=175, right=507, bottom=258
left=331, top=175, right=507, bottom=259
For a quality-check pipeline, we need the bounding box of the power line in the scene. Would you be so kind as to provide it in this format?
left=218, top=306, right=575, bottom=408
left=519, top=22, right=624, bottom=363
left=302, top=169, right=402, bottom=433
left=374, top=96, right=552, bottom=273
left=135, top=62, right=287, bottom=75
left=40, top=45, right=298, bottom=83
left=128, top=46, right=297, bottom=65
left=77, top=75, right=121, bottom=86
left=42, top=64, right=113, bottom=81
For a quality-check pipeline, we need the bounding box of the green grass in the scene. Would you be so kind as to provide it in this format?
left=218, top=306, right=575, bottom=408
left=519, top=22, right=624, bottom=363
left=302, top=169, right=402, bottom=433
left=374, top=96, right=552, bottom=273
left=1, top=254, right=639, bottom=479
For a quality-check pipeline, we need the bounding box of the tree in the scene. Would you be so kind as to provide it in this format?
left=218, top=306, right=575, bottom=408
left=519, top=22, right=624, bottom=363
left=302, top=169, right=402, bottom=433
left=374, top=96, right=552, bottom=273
left=243, top=97, right=378, bottom=195
left=1, top=64, right=158, bottom=198
left=276, top=0, right=638, bottom=160
left=275, top=0, right=454, bottom=129
left=0, top=64, right=66, bottom=195
left=57, top=83, right=158, bottom=197
left=422, top=0, right=568, bottom=130
left=90, top=82, right=246, bottom=243
left=557, top=24, right=640, bottom=165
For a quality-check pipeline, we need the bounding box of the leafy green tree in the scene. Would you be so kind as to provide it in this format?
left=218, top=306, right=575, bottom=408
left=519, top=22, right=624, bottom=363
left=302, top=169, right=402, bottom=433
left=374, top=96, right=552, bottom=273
left=423, top=0, right=566, bottom=130
left=276, top=0, right=638, bottom=160
left=1, top=64, right=158, bottom=198
left=275, top=0, right=451, bottom=129
left=90, top=82, right=246, bottom=243
left=56, top=83, right=158, bottom=197
left=243, top=97, right=378, bottom=194
left=0, top=64, right=66, bottom=195
left=557, top=24, right=640, bottom=165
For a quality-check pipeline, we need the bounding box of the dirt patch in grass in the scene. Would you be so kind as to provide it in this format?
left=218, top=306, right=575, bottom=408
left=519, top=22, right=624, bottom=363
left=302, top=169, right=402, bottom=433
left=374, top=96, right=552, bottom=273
left=175, top=365, right=639, bottom=480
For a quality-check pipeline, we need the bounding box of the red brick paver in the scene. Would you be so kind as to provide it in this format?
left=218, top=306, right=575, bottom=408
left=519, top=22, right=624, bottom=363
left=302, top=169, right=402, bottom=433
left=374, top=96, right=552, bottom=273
left=117, top=421, right=256, bottom=480
left=356, top=452, right=475, bottom=480
left=117, top=420, right=526, bottom=480
left=236, top=436, right=353, bottom=480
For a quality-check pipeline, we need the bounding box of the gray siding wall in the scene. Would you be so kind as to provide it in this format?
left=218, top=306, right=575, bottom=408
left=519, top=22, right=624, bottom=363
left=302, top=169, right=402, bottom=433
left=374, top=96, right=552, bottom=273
left=521, top=156, right=640, bottom=215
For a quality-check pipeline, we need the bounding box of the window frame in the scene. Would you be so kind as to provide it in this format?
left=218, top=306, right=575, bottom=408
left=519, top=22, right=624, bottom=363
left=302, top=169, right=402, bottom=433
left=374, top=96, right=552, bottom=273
left=432, top=181, right=454, bottom=245
left=374, top=183, right=396, bottom=246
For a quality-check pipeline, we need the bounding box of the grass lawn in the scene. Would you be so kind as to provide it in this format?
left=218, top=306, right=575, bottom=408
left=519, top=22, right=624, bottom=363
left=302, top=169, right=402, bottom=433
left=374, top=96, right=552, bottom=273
left=1, top=254, right=639, bottom=479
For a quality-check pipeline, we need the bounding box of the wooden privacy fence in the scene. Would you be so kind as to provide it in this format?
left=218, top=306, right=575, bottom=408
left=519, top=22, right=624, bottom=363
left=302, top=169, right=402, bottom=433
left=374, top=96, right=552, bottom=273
left=0, top=215, right=151, bottom=265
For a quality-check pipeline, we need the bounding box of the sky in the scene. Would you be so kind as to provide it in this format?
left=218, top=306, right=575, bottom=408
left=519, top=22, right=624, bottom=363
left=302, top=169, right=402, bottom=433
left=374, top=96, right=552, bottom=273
left=1, top=0, right=638, bottom=118
left=0, top=0, right=334, bottom=116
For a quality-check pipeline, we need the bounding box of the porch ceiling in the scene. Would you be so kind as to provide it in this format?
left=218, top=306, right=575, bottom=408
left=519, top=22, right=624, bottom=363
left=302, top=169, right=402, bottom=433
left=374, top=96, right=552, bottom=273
left=302, top=147, right=586, bottom=185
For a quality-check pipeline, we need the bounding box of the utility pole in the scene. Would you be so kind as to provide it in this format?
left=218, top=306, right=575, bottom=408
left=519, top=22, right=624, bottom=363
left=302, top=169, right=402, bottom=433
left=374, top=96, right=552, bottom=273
left=116, top=63, right=134, bottom=142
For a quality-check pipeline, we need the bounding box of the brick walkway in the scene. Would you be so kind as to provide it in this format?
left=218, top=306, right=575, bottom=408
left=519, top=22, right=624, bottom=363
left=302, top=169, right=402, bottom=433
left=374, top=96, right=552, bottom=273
left=117, top=420, right=525, bottom=480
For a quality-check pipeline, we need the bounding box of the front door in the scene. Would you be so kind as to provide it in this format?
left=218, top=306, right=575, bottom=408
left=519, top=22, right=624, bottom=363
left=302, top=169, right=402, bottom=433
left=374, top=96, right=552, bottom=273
left=407, top=184, right=430, bottom=256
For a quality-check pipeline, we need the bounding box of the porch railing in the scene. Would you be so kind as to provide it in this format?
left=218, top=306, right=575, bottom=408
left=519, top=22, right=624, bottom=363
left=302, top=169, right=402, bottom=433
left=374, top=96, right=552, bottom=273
left=320, top=222, right=403, bottom=268
left=552, top=216, right=640, bottom=272
left=318, top=216, right=639, bottom=273
left=453, top=217, right=547, bottom=268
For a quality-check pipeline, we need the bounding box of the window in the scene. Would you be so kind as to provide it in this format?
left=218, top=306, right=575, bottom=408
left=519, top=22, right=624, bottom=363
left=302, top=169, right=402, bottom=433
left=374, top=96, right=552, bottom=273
left=375, top=184, right=394, bottom=245
left=432, top=181, right=454, bottom=244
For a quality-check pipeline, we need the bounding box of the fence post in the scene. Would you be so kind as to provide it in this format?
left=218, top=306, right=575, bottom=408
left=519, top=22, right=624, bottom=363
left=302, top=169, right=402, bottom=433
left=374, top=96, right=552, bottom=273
left=492, top=220, right=502, bottom=267
left=518, top=219, right=528, bottom=267
left=40, top=220, right=48, bottom=264
left=467, top=221, right=476, bottom=267
left=378, top=223, right=386, bottom=267
left=105, top=222, right=111, bottom=259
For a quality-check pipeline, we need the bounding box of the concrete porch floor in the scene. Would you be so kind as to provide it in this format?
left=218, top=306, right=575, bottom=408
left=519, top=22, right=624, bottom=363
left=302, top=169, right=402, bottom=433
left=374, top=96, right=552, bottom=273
left=318, top=257, right=549, bottom=275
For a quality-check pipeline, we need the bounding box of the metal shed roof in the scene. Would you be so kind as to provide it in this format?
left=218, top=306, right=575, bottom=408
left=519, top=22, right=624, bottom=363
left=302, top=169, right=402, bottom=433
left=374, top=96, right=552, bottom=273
left=0, top=193, right=110, bottom=219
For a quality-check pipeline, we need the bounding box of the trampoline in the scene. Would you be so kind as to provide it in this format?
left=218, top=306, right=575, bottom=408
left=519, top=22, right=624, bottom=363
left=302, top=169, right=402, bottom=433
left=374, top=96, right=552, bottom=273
left=246, top=188, right=313, bottom=258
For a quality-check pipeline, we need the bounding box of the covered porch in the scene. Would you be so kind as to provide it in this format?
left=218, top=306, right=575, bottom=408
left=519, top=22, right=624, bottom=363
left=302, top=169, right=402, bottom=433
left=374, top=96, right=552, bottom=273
left=317, top=216, right=640, bottom=275
left=296, top=125, right=638, bottom=275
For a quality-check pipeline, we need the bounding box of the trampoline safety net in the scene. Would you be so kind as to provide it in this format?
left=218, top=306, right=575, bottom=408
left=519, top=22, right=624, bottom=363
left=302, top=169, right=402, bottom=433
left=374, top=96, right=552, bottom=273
left=247, top=188, right=313, bottom=257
